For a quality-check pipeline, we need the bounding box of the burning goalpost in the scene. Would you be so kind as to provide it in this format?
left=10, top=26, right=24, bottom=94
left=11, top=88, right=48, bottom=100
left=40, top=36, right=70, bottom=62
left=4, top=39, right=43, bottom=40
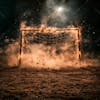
left=18, top=21, right=82, bottom=68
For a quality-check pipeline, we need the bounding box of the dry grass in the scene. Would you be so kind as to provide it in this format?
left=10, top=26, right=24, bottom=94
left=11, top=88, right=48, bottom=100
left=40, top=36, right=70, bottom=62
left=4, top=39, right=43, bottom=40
left=0, top=66, right=100, bottom=100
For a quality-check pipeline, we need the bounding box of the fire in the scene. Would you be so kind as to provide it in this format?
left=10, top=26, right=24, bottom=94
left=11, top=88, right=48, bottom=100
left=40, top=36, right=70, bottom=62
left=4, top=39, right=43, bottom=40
left=1, top=20, right=99, bottom=69
left=19, top=21, right=82, bottom=68
left=20, top=21, right=80, bottom=34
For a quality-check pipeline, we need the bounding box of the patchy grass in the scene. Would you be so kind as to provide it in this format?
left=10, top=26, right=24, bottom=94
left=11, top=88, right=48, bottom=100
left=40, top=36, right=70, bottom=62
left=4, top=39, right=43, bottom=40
left=0, top=66, right=100, bottom=100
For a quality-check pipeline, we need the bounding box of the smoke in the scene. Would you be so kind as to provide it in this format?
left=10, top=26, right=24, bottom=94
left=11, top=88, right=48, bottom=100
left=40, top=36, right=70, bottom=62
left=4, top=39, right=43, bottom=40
left=0, top=29, right=99, bottom=69
left=41, top=0, right=81, bottom=27
left=21, top=44, right=75, bottom=69
left=0, top=40, right=19, bottom=67
left=0, top=36, right=99, bottom=69
left=41, top=0, right=71, bottom=27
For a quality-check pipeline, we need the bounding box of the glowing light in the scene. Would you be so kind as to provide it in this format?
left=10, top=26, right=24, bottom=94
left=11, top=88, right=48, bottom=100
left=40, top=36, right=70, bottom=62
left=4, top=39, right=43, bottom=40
left=19, top=21, right=83, bottom=68
left=57, top=6, right=64, bottom=13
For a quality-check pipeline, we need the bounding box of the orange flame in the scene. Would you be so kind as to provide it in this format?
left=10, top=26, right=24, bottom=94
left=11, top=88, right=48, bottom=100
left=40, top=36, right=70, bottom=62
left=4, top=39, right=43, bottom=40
left=18, top=21, right=82, bottom=68
left=1, top=21, right=99, bottom=69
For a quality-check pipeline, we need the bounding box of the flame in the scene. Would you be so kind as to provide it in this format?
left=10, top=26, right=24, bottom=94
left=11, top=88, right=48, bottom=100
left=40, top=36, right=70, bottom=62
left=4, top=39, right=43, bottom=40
left=19, top=21, right=82, bottom=68
left=1, top=21, right=99, bottom=69
left=20, top=21, right=80, bottom=34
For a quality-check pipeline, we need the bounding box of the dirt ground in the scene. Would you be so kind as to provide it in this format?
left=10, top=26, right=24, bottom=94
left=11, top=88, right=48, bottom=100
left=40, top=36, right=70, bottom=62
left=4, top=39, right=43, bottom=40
left=0, top=66, right=100, bottom=100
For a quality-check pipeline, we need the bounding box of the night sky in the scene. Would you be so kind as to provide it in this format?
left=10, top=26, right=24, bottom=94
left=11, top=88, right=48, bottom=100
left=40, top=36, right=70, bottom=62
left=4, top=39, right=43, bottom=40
left=0, top=0, right=100, bottom=54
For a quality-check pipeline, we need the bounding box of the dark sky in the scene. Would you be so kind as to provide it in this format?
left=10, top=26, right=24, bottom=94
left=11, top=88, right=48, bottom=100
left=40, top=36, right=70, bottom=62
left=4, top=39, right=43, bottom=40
left=0, top=0, right=99, bottom=29
left=0, top=0, right=100, bottom=31
left=0, top=0, right=100, bottom=52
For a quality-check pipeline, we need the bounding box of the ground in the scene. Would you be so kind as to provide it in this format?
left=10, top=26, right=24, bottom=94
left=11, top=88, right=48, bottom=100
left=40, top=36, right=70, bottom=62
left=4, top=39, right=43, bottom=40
left=0, top=66, right=100, bottom=100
